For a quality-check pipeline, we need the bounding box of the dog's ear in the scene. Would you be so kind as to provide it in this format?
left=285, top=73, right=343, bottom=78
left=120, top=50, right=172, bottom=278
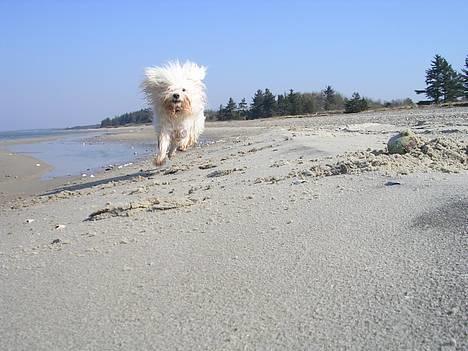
left=141, top=67, right=170, bottom=102
left=142, top=67, right=169, bottom=90
left=183, top=62, right=207, bottom=82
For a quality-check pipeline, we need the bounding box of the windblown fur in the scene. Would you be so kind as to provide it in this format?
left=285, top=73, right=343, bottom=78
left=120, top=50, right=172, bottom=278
left=141, top=61, right=207, bottom=166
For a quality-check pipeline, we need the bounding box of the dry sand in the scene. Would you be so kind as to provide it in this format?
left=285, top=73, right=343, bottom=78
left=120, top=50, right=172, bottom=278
left=0, top=107, right=467, bottom=350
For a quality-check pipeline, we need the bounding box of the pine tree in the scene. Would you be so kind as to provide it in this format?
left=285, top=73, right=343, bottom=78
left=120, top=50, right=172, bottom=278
left=440, top=61, right=464, bottom=102
left=322, top=85, right=336, bottom=110
left=277, top=94, right=288, bottom=115
left=425, top=55, right=444, bottom=103
left=344, top=92, right=368, bottom=113
left=461, top=55, right=468, bottom=98
left=249, top=90, right=264, bottom=119
left=286, top=89, right=303, bottom=115
left=217, top=104, right=225, bottom=120
left=425, top=55, right=464, bottom=103
left=262, top=88, right=277, bottom=117
left=223, top=97, right=238, bottom=120
left=238, top=98, right=248, bottom=119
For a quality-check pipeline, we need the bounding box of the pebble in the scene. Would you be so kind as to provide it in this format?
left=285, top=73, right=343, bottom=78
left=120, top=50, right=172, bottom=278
left=199, top=164, right=217, bottom=169
left=207, top=169, right=233, bottom=178
left=292, top=179, right=307, bottom=185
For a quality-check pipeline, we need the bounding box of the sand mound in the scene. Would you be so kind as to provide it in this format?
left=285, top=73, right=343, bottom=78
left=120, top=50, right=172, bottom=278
left=302, top=137, right=467, bottom=177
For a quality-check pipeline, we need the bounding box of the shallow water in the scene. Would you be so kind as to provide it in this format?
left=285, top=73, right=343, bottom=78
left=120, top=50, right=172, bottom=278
left=8, top=133, right=154, bottom=179
left=0, top=128, right=90, bottom=141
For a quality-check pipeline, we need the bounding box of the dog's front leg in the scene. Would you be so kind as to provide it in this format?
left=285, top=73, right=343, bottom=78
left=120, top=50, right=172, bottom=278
left=168, top=143, right=177, bottom=159
left=154, top=132, right=170, bottom=166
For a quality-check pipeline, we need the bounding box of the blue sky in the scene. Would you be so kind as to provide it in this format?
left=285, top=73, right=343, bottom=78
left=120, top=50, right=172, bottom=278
left=0, top=0, right=466, bottom=131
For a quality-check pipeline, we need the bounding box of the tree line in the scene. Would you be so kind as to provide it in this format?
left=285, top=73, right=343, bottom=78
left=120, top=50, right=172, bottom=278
left=100, top=108, right=152, bottom=127
left=207, top=87, right=413, bottom=121
left=417, top=54, right=468, bottom=103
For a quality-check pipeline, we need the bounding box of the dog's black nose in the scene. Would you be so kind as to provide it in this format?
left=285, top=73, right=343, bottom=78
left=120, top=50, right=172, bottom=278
left=173, top=93, right=180, bottom=99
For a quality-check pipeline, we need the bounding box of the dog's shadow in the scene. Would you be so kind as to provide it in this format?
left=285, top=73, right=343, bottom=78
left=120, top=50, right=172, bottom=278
left=41, top=168, right=159, bottom=196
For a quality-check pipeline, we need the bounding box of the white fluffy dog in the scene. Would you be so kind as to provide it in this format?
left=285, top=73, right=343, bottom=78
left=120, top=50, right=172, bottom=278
left=141, top=61, right=207, bottom=166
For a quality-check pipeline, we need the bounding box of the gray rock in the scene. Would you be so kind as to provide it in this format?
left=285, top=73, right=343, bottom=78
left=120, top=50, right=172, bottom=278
left=387, top=129, right=419, bottom=154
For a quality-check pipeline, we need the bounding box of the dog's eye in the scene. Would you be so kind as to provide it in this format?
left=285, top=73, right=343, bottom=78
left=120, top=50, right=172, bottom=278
left=182, top=88, right=186, bottom=92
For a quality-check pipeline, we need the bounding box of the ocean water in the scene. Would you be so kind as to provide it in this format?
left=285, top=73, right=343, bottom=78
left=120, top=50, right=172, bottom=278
left=2, top=129, right=154, bottom=179
left=0, top=128, right=87, bottom=141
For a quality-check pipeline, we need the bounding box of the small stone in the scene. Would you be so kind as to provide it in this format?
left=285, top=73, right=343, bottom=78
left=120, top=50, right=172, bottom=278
left=51, top=239, right=61, bottom=245
left=207, top=169, right=234, bottom=178
left=55, top=224, right=66, bottom=230
left=447, top=307, right=458, bottom=315
left=199, top=164, right=217, bottom=169
left=25, top=219, right=35, bottom=223
left=164, top=168, right=179, bottom=175
left=339, top=164, right=349, bottom=174
left=292, top=178, right=306, bottom=185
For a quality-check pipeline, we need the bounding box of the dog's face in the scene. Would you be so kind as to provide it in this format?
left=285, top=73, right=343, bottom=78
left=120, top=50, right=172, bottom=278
left=161, top=81, right=193, bottom=117
left=142, top=61, right=207, bottom=118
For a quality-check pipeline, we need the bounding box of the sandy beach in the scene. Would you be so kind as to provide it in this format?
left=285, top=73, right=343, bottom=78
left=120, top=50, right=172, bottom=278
left=0, top=107, right=467, bottom=350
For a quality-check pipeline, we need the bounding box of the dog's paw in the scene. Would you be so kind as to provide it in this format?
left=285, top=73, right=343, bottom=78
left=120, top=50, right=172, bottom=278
left=153, top=156, right=166, bottom=166
left=168, top=150, right=177, bottom=159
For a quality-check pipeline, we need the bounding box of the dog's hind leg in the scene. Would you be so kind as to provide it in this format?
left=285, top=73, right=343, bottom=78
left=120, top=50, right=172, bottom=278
left=177, top=139, right=189, bottom=151
left=154, top=132, right=170, bottom=166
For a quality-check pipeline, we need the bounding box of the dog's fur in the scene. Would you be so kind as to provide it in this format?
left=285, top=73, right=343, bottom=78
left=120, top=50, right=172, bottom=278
left=141, top=61, right=207, bottom=166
